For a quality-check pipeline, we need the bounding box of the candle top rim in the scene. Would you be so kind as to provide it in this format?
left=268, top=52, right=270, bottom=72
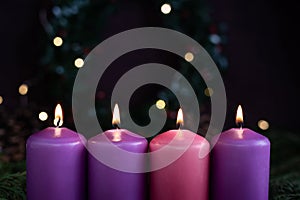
left=87, top=129, right=148, bottom=153
left=88, top=128, right=147, bottom=143
left=215, top=128, right=270, bottom=146
left=28, top=127, right=84, bottom=143
left=150, top=129, right=208, bottom=145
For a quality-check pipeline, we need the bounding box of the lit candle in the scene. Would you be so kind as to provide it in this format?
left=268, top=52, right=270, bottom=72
left=150, top=108, right=210, bottom=200
left=87, top=104, right=148, bottom=200
left=211, top=105, right=270, bottom=200
left=26, top=104, right=86, bottom=200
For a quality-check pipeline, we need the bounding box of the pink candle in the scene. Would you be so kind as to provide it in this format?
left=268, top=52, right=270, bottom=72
left=88, top=104, right=148, bottom=200
left=211, top=105, right=270, bottom=200
left=26, top=104, right=86, bottom=200
left=150, top=108, right=210, bottom=200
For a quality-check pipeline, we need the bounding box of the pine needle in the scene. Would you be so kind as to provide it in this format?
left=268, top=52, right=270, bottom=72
left=0, top=171, right=26, bottom=200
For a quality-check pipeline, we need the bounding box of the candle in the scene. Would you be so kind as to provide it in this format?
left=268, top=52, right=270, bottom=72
left=211, top=105, right=270, bottom=200
left=87, top=104, right=148, bottom=200
left=150, top=108, right=210, bottom=200
left=26, top=104, right=86, bottom=200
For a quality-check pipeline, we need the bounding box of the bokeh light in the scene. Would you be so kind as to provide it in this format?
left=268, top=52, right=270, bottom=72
left=39, top=112, right=48, bottom=121
left=0, top=96, right=3, bottom=105
left=156, top=99, right=166, bottom=109
left=209, top=34, right=221, bottom=44
left=53, top=37, right=63, bottom=47
left=258, top=120, right=269, bottom=130
left=74, top=58, right=84, bottom=68
left=19, top=84, right=28, bottom=95
left=204, top=87, right=213, bottom=97
left=161, top=3, right=171, bottom=14
left=184, top=52, right=194, bottom=62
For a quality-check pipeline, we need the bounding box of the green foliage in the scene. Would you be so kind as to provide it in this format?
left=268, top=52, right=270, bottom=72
left=0, top=161, right=26, bottom=176
left=1, top=171, right=300, bottom=199
left=0, top=160, right=26, bottom=200
left=266, top=129, right=300, bottom=199
left=270, top=173, right=300, bottom=200
left=0, top=172, right=26, bottom=200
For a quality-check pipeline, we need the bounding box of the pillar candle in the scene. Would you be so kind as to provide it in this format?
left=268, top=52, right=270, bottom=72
left=150, top=108, right=210, bottom=200
left=26, top=104, right=86, bottom=200
left=87, top=104, right=148, bottom=200
left=211, top=105, right=270, bottom=200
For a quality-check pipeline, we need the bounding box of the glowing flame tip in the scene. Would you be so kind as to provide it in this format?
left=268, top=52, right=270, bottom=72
left=176, top=108, right=184, bottom=127
left=54, top=104, right=63, bottom=127
left=112, top=104, right=120, bottom=126
left=236, top=105, right=243, bottom=127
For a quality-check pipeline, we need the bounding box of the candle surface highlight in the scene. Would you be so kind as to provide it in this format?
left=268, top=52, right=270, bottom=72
left=88, top=104, right=148, bottom=200
left=150, top=108, right=210, bottom=200
left=26, top=104, right=86, bottom=200
left=211, top=105, right=270, bottom=200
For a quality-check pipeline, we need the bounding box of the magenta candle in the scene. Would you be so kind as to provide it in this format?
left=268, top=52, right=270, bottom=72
left=149, top=109, right=210, bottom=200
left=87, top=104, right=148, bottom=200
left=26, top=104, right=86, bottom=200
left=211, top=105, right=270, bottom=200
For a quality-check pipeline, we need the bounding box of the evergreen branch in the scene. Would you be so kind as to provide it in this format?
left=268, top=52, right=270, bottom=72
left=270, top=172, right=300, bottom=200
left=0, top=171, right=26, bottom=200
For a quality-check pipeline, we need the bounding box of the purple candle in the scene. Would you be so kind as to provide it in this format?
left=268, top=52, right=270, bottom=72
left=211, top=105, right=270, bottom=200
left=26, top=104, right=86, bottom=200
left=87, top=104, right=148, bottom=200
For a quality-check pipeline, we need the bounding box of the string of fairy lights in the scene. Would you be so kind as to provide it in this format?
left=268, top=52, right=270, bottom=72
left=0, top=2, right=270, bottom=131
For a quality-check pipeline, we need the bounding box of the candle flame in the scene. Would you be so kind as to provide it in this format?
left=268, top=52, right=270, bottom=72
left=53, top=104, right=63, bottom=127
left=235, top=105, right=243, bottom=128
left=112, top=104, right=120, bottom=127
left=176, top=108, right=184, bottom=127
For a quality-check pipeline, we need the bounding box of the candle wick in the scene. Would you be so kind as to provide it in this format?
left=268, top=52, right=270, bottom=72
left=113, top=124, right=120, bottom=129
left=176, top=123, right=181, bottom=130
left=56, top=117, right=61, bottom=128
left=237, top=122, right=243, bottom=129
left=177, top=126, right=183, bottom=137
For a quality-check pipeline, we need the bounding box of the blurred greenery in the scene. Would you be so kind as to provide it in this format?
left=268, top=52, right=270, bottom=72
left=267, top=129, right=300, bottom=199
left=0, top=162, right=26, bottom=200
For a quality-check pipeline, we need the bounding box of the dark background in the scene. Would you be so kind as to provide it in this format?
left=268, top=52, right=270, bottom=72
left=210, top=0, right=299, bottom=131
left=0, top=0, right=299, bottom=132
